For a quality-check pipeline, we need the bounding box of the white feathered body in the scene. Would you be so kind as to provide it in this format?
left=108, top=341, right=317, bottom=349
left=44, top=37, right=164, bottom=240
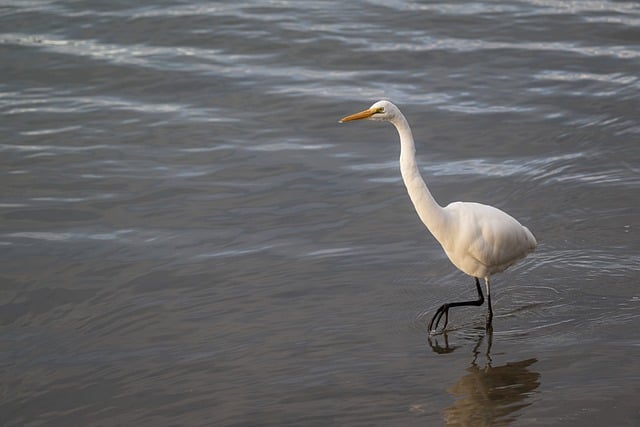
left=437, top=201, right=537, bottom=278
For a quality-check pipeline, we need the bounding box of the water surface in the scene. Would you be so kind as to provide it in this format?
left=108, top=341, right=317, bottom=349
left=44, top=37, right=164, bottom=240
left=2, top=1, right=639, bottom=425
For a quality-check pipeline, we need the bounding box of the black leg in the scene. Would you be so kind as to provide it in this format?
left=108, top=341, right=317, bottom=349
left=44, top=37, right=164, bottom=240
left=485, top=278, right=493, bottom=330
left=429, top=277, right=485, bottom=334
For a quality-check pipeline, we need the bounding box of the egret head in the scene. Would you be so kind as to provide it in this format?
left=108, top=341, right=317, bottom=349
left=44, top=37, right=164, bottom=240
left=339, top=100, right=400, bottom=124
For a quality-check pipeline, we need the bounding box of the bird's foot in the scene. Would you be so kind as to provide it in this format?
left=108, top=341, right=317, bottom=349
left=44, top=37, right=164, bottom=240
left=428, top=303, right=450, bottom=335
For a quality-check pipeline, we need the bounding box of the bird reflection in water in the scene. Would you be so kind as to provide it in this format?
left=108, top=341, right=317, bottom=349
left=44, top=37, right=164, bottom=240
left=429, top=330, right=540, bottom=426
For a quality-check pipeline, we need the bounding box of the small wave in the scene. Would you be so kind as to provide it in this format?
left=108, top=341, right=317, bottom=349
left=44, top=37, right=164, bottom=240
left=530, top=249, right=640, bottom=276
left=355, top=36, right=640, bottom=60
left=535, top=70, right=639, bottom=86
left=305, top=247, right=357, bottom=258
left=6, top=230, right=134, bottom=242
left=345, top=150, right=639, bottom=188
left=195, top=245, right=275, bottom=259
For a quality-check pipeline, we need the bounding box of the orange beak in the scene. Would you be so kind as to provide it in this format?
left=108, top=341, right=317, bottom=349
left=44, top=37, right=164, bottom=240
left=339, top=107, right=376, bottom=123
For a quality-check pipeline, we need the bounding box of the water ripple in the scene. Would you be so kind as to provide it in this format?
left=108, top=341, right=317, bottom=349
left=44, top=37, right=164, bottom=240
left=355, top=36, right=640, bottom=59
left=1, top=88, right=232, bottom=123
left=2, top=1, right=639, bottom=425
left=347, top=151, right=639, bottom=188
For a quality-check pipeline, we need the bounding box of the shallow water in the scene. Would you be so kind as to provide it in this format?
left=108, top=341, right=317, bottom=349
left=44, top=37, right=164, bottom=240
left=2, top=1, right=639, bottom=425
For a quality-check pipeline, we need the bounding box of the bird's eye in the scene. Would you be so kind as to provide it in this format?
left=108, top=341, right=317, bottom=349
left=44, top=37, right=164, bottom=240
left=376, top=107, right=385, bottom=114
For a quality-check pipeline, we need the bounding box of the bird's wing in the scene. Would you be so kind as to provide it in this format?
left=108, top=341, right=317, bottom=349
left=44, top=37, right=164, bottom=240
left=446, top=202, right=536, bottom=276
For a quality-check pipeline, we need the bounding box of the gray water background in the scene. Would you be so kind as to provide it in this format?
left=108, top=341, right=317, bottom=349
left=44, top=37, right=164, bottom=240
left=2, top=1, right=640, bottom=425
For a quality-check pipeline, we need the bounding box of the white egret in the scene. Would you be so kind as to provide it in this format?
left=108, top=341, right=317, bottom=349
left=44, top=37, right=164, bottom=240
left=339, top=100, right=537, bottom=334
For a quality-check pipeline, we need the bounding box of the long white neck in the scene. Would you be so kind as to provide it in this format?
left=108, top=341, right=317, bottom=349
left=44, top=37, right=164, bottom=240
left=391, top=113, right=449, bottom=243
